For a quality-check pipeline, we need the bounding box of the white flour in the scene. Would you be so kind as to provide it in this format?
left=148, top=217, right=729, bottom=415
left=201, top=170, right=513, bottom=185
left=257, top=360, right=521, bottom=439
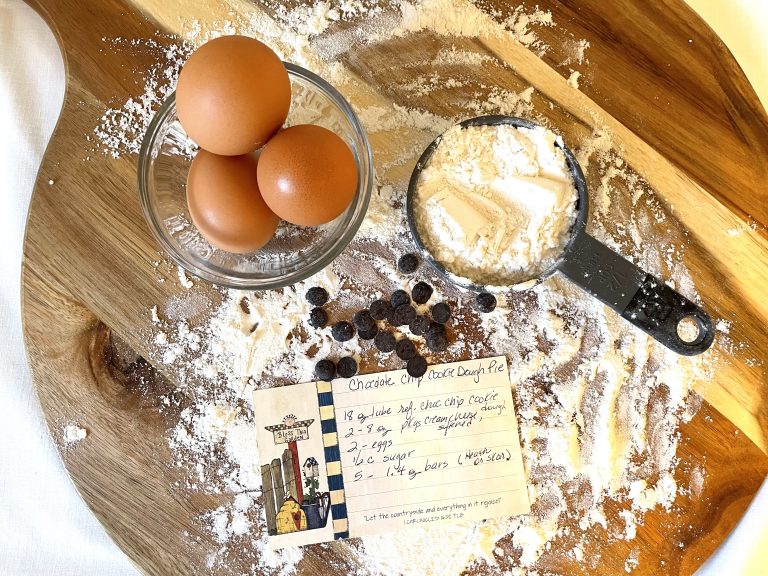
left=177, top=266, right=194, bottom=289
left=567, top=69, right=581, bottom=89
left=62, top=423, right=88, bottom=446
left=89, top=1, right=726, bottom=575
left=413, top=124, right=578, bottom=286
left=387, top=0, right=553, bottom=55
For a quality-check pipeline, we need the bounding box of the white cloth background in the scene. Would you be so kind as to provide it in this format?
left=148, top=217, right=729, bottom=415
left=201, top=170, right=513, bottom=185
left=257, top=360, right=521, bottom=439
left=0, top=0, right=764, bottom=574
left=0, top=1, right=138, bottom=574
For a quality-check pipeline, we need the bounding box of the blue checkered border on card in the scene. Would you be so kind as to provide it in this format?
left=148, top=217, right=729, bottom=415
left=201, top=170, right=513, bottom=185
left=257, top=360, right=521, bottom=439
left=316, top=381, right=349, bottom=539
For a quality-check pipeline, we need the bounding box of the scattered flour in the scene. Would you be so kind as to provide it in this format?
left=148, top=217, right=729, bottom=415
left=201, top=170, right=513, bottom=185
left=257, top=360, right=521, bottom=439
left=386, top=0, right=553, bottom=55
left=62, top=424, right=88, bottom=445
left=568, top=69, right=581, bottom=89
left=177, top=265, right=194, bottom=289
left=618, top=509, right=638, bottom=541
left=625, top=547, right=640, bottom=573
left=93, top=40, right=189, bottom=158
left=277, top=0, right=383, bottom=35
left=562, top=38, right=590, bottom=66
left=91, top=1, right=722, bottom=575
left=689, top=465, right=706, bottom=498
left=202, top=491, right=305, bottom=575
left=715, top=318, right=732, bottom=334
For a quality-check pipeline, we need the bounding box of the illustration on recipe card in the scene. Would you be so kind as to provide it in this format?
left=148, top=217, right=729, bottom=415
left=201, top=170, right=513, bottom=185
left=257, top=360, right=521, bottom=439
left=255, top=383, right=335, bottom=547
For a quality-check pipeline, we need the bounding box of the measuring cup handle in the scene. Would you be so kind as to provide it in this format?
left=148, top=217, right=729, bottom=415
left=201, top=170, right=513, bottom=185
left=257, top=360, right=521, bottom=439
left=557, top=230, right=714, bottom=355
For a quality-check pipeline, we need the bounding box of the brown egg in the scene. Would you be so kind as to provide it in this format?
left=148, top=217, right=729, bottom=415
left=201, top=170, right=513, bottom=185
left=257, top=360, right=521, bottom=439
left=176, top=35, right=291, bottom=156
left=257, top=125, right=358, bottom=226
left=187, top=150, right=279, bottom=253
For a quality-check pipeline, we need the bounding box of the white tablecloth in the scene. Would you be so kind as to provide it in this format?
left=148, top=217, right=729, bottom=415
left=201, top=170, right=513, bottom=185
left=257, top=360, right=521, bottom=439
left=0, top=1, right=765, bottom=574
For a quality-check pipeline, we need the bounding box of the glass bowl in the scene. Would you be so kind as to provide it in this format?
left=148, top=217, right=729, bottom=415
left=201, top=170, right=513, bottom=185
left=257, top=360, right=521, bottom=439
left=138, top=63, right=373, bottom=290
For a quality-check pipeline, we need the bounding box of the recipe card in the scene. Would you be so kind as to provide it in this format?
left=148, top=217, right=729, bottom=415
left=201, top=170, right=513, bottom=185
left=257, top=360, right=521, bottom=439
left=254, top=356, right=530, bottom=549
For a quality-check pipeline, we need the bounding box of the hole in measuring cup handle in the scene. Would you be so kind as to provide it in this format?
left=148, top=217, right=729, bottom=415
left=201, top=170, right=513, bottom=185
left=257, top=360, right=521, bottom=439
left=621, top=274, right=714, bottom=355
left=677, top=315, right=704, bottom=344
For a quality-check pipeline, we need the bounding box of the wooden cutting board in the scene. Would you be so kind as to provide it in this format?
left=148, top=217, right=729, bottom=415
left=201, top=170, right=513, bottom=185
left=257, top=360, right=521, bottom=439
left=21, top=0, right=768, bottom=574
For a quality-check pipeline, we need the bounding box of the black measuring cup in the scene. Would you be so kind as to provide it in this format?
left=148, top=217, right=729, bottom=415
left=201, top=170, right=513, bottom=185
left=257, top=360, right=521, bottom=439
left=406, top=115, right=714, bottom=356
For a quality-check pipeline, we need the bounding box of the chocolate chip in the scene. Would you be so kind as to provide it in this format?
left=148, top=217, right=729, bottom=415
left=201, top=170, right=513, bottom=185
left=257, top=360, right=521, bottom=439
left=391, top=289, right=410, bottom=309
left=407, top=355, right=428, bottom=378
left=397, top=253, right=419, bottom=274
left=337, top=357, right=358, bottom=378
left=305, top=287, right=329, bottom=307
left=427, top=322, right=445, bottom=336
left=431, top=302, right=451, bottom=324
left=395, top=338, right=416, bottom=360
left=386, top=305, right=397, bottom=326
left=331, top=321, right=355, bottom=342
left=374, top=330, right=397, bottom=353
left=426, top=322, right=448, bottom=352
left=308, top=307, right=328, bottom=329
left=411, top=281, right=433, bottom=304
left=358, top=325, right=379, bottom=340
left=409, top=315, right=430, bottom=336
left=392, top=304, right=417, bottom=326
left=370, top=299, right=392, bottom=321
left=353, top=309, right=376, bottom=332
left=239, top=297, right=250, bottom=314
left=475, top=292, right=497, bottom=313
left=314, top=359, right=336, bottom=381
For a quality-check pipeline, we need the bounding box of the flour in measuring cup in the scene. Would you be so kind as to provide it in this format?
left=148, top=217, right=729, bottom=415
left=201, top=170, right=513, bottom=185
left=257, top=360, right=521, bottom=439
left=413, top=124, right=578, bottom=286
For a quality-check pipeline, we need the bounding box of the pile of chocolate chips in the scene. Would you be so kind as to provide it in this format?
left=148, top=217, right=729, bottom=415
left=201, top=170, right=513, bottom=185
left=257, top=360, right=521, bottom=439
left=308, top=253, right=499, bottom=381
left=303, top=286, right=357, bottom=381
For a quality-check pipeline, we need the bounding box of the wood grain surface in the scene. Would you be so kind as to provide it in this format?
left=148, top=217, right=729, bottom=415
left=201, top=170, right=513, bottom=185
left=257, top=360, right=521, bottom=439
left=20, top=0, right=768, bottom=575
